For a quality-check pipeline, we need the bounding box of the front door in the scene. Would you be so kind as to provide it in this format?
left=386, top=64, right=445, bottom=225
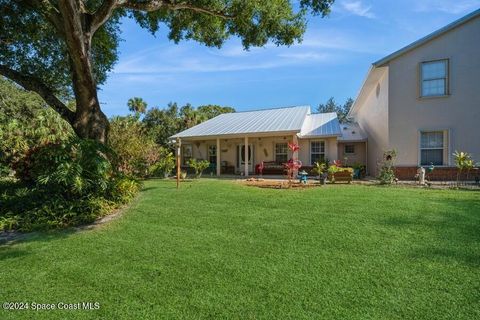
left=238, top=144, right=254, bottom=173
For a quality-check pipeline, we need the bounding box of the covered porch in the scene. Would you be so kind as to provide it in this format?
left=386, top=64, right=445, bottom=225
left=175, top=132, right=302, bottom=177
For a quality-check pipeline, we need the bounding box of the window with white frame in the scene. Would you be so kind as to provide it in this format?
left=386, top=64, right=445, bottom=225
left=421, top=60, right=448, bottom=97
left=208, top=145, right=217, bottom=164
left=310, top=141, right=325, bottom=165
left=275, top=143, right=288, bottom=164
left=420, top=131, right=446, bottom=166
left=344, top=144, right=355, bottom=155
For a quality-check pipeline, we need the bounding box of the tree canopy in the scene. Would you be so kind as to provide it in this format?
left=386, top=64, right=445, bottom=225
left=317, top=97, right=354, bottom=123
left=0, top=0, right=335, bottom=143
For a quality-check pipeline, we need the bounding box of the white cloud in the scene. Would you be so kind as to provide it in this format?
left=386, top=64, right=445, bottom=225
left=414, top=0, right=480, bottom=14
left=340, top=1, right=375, bottom=18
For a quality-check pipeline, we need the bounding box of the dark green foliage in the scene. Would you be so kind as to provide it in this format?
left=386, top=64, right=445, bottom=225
left=0, top=78, right=72, bottom=173
left=143, top=102, right=235, bottom=146
left=15, top=139, right=113, bottom=197
left=317, top=97, right=354, bottom=123
left=1, top=137, right=140, bottom=231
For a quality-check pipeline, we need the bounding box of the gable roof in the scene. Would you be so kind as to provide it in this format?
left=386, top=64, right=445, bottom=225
left=299, top=112, right=341, bottom=138
left=171, top=105, right=310, bottom=139
left=374, top=9, right=480, bottom=67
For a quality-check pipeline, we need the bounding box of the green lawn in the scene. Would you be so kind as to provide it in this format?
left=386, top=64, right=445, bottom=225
left=1, top=180, right=479, bottom=319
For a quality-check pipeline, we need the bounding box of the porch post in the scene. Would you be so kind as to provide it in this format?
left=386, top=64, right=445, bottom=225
left=244, top=136, right=249, bottom=177
left=293, top=134, right=299, bottom=177
left=176, top=138, right=181, bottom=189
left=216, top=138, right=221, bottom=177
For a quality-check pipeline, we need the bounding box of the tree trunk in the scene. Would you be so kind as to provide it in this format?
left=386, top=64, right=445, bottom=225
left=59, top=0, right=109, bottom=143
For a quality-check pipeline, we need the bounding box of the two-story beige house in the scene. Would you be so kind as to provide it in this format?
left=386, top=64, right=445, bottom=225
left=349, top=9, right=480, bottom=179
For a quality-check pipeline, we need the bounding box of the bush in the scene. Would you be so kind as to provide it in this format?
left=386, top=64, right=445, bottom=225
left=378, top=150, right=397, bottom=184
left=149, top=147, right=175, bottom=178
left=188, top=159, right=210, bottom=178
left=108, top=116, right=160, bottom=177
left=1, top=139, right=141, bottom=232
left=15, top=139, right=113, bottom=198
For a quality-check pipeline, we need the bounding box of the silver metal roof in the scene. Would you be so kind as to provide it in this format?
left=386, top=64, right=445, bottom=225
left=299, top=112, right=341, bottom=138
left=338, top=123, right=367, bottom=141
left=374, top=9, right=480, bottom=67
left=171, top=105, right=310, bottom=139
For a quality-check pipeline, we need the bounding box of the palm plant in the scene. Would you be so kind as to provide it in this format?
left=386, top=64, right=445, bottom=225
left=453, top=151, right=474, bottom=186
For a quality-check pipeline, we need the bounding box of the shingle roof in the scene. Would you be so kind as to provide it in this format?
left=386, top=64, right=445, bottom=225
left=171, top=105, right=310, bottom=139
left=299, top=112, right=342, bottom=138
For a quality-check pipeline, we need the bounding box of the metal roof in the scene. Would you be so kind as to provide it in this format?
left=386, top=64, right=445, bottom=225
left=299, top=112, right=341, bottom=138
left=337, top=123, right=367, bottom=141
left=374, top=8, right=480, bottom=67
left=171, top=105, right=310, bottom=139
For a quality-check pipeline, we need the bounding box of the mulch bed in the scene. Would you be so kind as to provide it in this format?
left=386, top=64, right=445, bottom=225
left=242, top=178, right=320, bottom=189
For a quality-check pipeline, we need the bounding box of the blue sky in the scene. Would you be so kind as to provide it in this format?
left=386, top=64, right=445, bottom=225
left=99, top=0, right=480, bottom=116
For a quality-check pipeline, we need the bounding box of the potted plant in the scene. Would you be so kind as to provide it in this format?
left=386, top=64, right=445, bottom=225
left=312, top=162, right=328, bottom=185
left=327, top=165, right=339, bottom=183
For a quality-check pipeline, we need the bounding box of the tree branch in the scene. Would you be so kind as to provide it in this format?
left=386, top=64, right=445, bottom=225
left=89, top=0, right=118, bottom=34
left=0, top=65, right=75, bottom=123
left=118, top=0, right=234, bottom=19
left=21, top=0, right=65, bottom=36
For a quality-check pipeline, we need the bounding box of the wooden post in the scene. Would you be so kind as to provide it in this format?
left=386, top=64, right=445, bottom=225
left=244, top=136, right=249, bottom=177
left=216, top=138, right=221, bottom=177
left=176, top=138, right=181, bottom=189
left=293, top=134, right=299, bottom=177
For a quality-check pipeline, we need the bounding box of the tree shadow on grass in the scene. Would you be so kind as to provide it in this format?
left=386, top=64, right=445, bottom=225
left=381, top=197, right=480, bottom=267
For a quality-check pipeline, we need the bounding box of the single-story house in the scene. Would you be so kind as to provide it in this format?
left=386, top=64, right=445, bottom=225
left=170, top=106, right=366, bottom=176
left=171, top=9, right=480, bottom=179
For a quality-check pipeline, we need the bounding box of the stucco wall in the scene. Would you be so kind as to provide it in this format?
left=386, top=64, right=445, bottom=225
left=388, top=16, right=480, bottom=166
left=352, top=69, right=389, bottom=176
left=337, top=142, right=367, bottom=166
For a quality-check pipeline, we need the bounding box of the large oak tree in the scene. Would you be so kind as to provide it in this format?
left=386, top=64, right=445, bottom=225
left=0, top=0, right=334, bottom=143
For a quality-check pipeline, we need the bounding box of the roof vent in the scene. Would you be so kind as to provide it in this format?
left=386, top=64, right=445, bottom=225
left=352, top=131, right=356, bottom=134
left=343, top=126, right=348, bottom=130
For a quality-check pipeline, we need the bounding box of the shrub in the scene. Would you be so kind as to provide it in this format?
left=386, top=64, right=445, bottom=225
left=453, top=150, right=475, bottom=185
left=1, top=139, right=141, bottom=232
left=149, top=147, right=175, bottom=178
left=15, top=139, right=113, bottom=198
left=108, top=116, right=159, bottom=177
left=378, top=150, right=397, bottom=184
left=188, top=159, right=210, bottom=178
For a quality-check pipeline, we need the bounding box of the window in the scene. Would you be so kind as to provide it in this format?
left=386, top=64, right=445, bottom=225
left=421, top=60, right=448, bottom=97
left=275, top=143, right=288, bottom=164
left=208, top=145, right=217, bottom=164
left=344, top=145, right=355, bottom=155
left=420, top=131, right=445, bottom=166
left=310, top=141, right=325, bottom=165
left=182, top=145, right=192, bottom=165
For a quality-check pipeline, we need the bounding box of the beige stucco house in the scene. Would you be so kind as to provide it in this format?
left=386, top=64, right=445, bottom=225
left=171, top=106, right=366, bottom=176
left=349, top=9, right=480, bottom=178
left=172, top=9, right=479, bottom=179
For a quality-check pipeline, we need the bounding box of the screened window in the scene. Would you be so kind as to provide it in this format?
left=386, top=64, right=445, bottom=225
left=208, top=145, right=217, bottom=164
left=275, top=143, right=288, bottom=164
left=310, top=141, right=325, bottom=165
left=344, top=145, right=355, bottom=155
left=421, top=60, right=448, bottom=97
left=420, top=131, right=445, bottom=166
left=182, top=145, right=193, bottom=165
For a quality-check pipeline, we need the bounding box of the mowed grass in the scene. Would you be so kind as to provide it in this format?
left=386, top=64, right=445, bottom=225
left=0, top=179, right=479, bottom=319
